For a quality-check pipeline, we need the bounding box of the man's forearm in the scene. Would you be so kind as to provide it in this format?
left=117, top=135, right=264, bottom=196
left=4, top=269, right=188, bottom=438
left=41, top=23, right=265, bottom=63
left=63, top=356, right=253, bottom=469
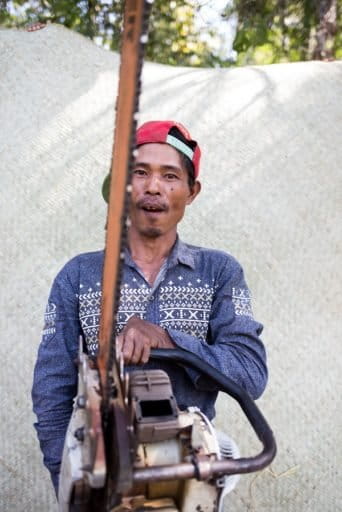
left=166, top=327, right=267, bottom=400
left=34, top=430, right=65, bottom=494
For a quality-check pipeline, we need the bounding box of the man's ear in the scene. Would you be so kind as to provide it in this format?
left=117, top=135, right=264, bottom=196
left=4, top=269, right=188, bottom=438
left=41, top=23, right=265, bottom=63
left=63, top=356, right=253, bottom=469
left=187, top=180, right=201, bottom=205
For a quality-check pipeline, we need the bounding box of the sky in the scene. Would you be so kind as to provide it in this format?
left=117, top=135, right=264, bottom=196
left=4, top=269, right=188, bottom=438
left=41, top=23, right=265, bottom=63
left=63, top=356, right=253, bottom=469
left=194, top=0, right=238, bottom=60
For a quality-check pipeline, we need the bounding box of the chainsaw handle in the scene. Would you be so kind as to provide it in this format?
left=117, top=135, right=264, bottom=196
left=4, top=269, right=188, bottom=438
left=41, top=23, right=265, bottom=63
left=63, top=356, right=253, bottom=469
left=149, top=347, right=276, bottom=475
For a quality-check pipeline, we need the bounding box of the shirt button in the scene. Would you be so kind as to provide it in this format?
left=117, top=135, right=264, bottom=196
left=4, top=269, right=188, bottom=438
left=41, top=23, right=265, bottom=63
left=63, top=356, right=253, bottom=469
left=148, top=295, right=154, bottom=301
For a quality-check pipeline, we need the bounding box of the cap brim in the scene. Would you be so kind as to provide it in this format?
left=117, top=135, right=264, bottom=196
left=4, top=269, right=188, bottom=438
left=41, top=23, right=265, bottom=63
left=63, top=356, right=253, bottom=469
left=102, top=174, right=110, bottom=203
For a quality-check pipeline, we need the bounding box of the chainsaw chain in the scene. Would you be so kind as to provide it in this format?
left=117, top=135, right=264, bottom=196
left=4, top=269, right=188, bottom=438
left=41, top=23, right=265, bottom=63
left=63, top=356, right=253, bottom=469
left=105, top=0, right=152, bottom=406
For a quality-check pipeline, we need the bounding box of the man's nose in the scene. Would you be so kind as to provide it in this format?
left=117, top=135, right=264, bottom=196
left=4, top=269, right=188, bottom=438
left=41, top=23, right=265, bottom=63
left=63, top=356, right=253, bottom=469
left=145, top=173, right=161, bottom=194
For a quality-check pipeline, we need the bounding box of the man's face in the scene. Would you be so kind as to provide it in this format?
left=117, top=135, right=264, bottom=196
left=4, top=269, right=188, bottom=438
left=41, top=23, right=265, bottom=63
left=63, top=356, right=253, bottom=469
left=129, top=143, right=200, bottom=239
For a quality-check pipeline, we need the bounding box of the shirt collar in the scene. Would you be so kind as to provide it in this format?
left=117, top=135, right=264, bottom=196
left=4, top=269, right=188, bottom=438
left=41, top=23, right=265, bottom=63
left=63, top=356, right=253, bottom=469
left=167, top=237, right=196, bottom=269
left=124, top=236, right=196, bottom=270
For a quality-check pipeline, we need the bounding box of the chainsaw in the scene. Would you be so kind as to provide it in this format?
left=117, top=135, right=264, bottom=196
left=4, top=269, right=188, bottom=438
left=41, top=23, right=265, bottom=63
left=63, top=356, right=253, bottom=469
left=58, top=1, right=276, bottom=510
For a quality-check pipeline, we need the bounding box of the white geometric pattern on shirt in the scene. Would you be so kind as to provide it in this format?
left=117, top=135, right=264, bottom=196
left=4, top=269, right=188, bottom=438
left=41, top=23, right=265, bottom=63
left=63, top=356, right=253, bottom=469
left=78, top=287, right=151, bottom=354
left=78, top=291, right=102, bottom=354
left=159, top=284, right=213, bottom=341
left=78, top=282, right=215, bottom=354
left=232, top=287, right=253, bottom=317
left=119, top=285, right=150, bottom=325
left=42, top=302, right=57, bottom=338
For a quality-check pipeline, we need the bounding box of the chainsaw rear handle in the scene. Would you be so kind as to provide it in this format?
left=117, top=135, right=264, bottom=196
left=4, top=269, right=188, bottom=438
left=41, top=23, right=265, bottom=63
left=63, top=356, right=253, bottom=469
left=132, top=347, right=276, bottom=481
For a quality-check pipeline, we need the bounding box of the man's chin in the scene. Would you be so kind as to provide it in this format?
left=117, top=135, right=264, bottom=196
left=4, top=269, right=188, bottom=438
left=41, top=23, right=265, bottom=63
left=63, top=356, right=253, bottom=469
left=141, top=227, right=163, bottom=238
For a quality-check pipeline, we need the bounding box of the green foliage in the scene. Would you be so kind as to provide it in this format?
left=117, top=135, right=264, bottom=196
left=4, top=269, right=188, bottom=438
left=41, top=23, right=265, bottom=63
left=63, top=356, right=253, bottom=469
left=0, top=0, right=111, bottom=45
left=230, top=0, right=341, bottom=65
left=335, top=0, right=342, bottom=56
left=0, top=0, right=341, bottom=66
left=0, top=0, right=217, bottom=66
left=146, top=1, right=210, bottom=66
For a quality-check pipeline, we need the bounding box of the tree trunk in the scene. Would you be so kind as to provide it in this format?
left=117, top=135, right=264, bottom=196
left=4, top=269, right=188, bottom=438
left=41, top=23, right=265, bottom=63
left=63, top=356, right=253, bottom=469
left=87, top=0, right=97, bottom=40
left=312, top=0, right=337, bottom=60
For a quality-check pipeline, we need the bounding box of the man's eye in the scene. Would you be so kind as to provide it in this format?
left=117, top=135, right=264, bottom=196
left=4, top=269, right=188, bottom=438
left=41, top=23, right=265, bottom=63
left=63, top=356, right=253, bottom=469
left=165, top=173, right=178, bottom=180
left=133, top=169, right=147, bottom=176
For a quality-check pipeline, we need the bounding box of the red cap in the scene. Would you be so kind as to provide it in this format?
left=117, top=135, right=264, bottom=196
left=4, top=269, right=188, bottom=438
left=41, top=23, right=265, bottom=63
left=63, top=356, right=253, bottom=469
left=102, top=120, right=201, bottom=202
left=136, top=120, right=201, bottom=178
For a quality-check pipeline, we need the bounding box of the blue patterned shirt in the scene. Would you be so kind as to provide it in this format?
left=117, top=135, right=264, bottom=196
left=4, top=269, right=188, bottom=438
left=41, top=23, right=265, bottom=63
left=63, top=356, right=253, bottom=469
left=32, top=238, right=267, bottom=489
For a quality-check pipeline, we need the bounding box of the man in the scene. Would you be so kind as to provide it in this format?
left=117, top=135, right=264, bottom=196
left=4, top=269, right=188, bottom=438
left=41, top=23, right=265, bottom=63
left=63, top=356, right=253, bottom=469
left=32, top=120, right=267, bottom=493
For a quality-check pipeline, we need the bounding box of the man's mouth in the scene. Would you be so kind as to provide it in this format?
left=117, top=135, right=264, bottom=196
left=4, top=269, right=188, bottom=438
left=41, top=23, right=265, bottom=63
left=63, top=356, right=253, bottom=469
left=142, top=206, right=164, bottom=213
left=138, top=199, right=167, bottom=213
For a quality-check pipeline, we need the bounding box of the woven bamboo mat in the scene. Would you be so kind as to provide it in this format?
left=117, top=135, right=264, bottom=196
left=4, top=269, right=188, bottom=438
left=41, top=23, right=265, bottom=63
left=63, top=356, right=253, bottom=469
left=1, top=24, right=341, bottom=512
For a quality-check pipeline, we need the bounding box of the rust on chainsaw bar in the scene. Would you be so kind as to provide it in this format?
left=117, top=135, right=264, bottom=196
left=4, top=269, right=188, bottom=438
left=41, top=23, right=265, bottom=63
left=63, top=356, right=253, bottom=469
left=98, top=0, right=149, bottom=406
left=95, top=0, right=151, bottom=499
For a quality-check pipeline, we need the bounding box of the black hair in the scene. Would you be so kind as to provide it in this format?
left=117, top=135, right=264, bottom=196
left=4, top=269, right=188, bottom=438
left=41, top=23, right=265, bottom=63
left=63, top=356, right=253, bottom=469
left=179, top=152, right=196, bottom=189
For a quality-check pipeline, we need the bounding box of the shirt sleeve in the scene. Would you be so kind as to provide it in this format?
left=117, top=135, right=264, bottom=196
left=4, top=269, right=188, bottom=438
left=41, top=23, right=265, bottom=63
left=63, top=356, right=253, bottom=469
left=166, top=258, right=267, bottom=400
left=31, top=259, right=81, bottom=492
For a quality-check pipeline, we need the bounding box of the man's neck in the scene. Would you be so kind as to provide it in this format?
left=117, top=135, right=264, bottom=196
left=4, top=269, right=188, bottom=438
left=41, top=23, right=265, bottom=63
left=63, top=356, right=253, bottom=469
left=128, top=229, right=177, bottom=265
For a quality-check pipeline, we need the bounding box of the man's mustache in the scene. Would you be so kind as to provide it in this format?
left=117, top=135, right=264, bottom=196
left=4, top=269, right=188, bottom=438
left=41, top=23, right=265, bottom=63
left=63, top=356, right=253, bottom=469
left=136, top=198, right=168, bottom=211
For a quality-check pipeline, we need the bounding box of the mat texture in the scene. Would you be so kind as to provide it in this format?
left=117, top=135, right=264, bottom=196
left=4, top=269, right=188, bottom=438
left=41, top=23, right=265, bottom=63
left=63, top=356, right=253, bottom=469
left=1, top=24, right=341, bottom=512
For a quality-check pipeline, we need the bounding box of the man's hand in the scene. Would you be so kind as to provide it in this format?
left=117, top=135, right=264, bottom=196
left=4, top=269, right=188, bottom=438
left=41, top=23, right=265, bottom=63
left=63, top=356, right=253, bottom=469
left=116, top=316, right=176, bottom=365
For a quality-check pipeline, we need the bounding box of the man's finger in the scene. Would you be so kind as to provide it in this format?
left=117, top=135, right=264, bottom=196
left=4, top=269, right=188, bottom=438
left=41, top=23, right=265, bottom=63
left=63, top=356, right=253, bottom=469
left=116, top=334, right=124, bottom=353
left=140, top=343, right=150, bottom=365
left=122, top=335, right=135, bottom=363
left=130, top=332, right=150, bottom=364
left=130, top=340, right=144, bottom=365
